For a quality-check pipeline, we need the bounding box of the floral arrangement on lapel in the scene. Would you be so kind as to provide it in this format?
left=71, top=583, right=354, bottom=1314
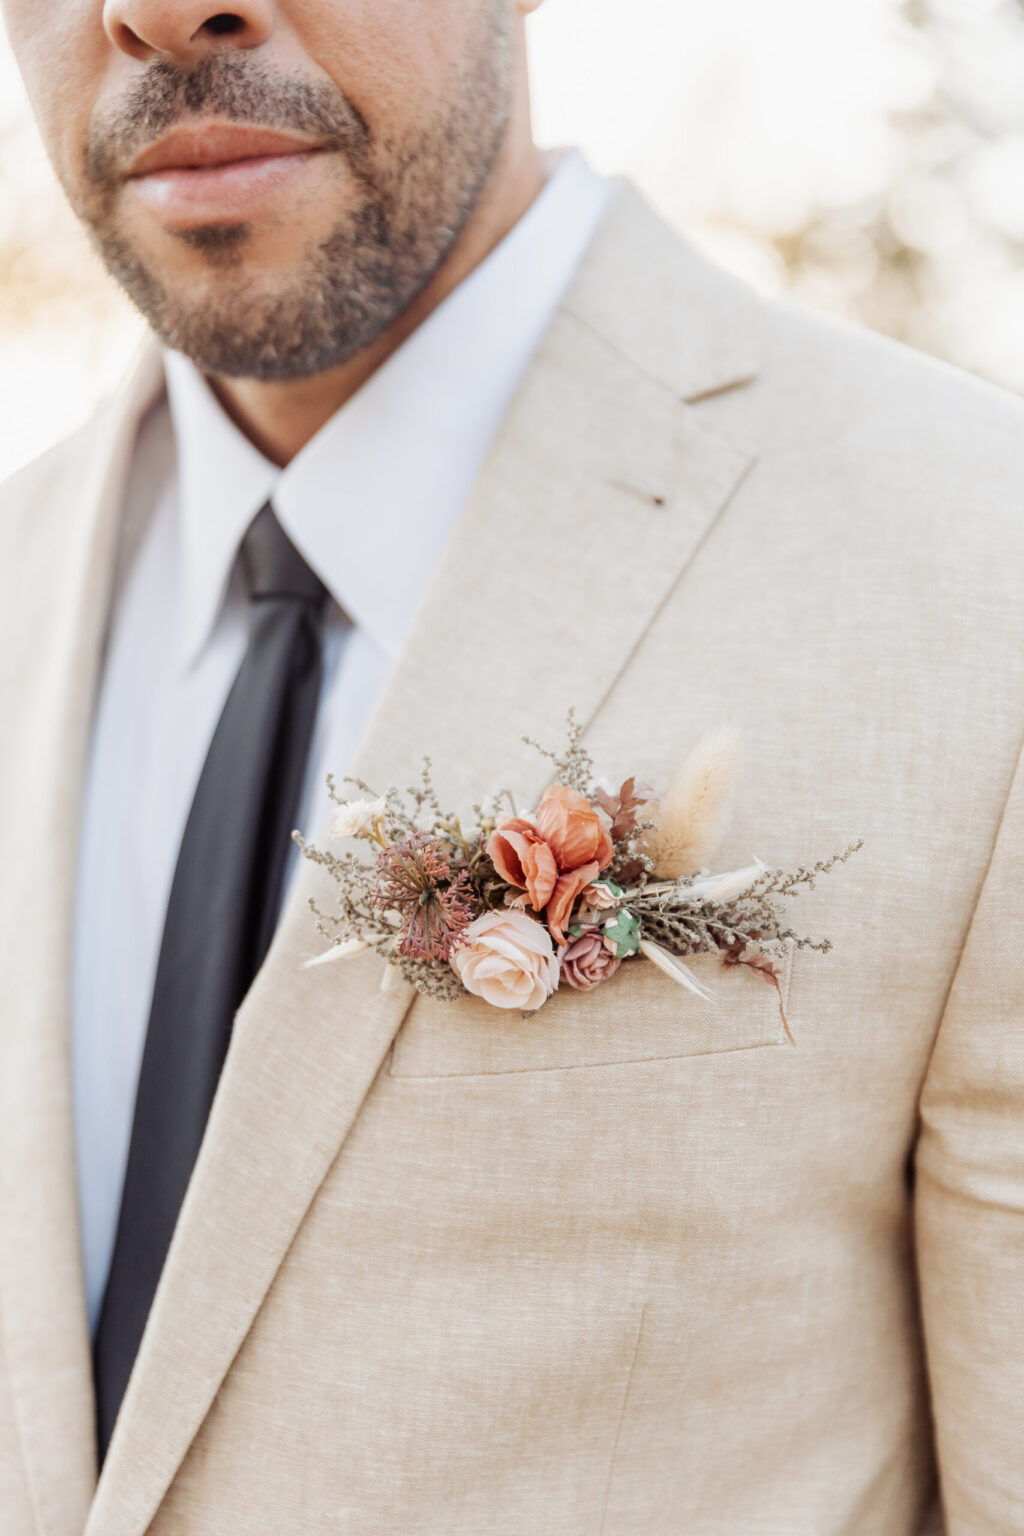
left=294, top=714, right=862, bottom=1035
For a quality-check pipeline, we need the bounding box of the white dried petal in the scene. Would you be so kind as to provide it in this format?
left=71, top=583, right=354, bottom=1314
left=301, top=937, right=371, bottom=970
left=639, top=939, right=716, bottom=1000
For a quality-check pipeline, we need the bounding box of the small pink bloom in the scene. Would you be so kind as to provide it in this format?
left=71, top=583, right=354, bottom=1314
left=581, top=882, right=618, bottom=912
left=487, top=818, right=558, bottom=910
left=535, top=784, right=615, bottom=873
left=561, top=928, right=622, bottom=991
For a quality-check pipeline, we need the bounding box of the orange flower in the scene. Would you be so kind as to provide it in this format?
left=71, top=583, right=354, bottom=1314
left=546, top=860, right=601, bottom=946
left=535, top=784, right=614, bottom=873
left=487, top=818, right=558, bottom=910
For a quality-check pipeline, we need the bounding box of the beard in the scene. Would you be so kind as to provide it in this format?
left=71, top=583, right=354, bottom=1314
left=73, top=24, right=511, bottom=381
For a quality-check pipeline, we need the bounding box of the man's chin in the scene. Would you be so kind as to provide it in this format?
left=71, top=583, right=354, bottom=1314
left=87, top=225, right=337, bottom=377
left=86, top=183, right=443, bottom=381
left=132, top=283, right=373, bottom=383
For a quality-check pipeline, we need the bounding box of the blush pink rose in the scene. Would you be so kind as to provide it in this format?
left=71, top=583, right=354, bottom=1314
left=535, top=784, right=614, bottom=873
left=487, top=818, right=558, bottom=910
left=451, top=910, right=560, bottom=1011
left=561, top=928, right=622, bottom=991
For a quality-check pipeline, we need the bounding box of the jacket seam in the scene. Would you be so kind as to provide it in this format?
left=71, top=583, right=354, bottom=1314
left=598, top=1303, right=646, bottom=1536
left=914, top=707, right=1024, bottom=1118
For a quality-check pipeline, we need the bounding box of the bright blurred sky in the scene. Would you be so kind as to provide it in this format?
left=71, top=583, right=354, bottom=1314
left=0, top=0, right=1011, bottom=477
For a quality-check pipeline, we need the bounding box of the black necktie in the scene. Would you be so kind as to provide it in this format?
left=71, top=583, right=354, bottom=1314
left=92, top=502, right=329, bottom=1460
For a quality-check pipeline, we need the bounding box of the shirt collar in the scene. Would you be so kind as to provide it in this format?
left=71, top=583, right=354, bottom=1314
left=165, top=351, right=279, bottom=670
left=164, top=148, right=611, bottom=672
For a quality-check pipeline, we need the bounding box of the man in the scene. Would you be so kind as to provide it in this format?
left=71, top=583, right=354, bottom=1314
left=0, top=0, right=1022, bottom=1530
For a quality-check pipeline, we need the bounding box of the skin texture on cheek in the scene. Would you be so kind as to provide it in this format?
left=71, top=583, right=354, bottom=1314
left=2, top=0, right=108, bottom=182
left=285, top=0, right=474, bottom=137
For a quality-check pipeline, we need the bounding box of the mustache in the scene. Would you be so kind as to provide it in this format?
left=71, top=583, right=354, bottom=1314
left=83, top=52, right=373, bottom=190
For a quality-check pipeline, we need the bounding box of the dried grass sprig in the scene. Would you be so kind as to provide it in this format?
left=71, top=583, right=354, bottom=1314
left=521, top=707, right=596, bottom=798
left=638, top=725, right=739, bottom=878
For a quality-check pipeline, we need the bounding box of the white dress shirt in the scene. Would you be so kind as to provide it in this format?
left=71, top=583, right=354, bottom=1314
left=72, top=150, right=610, bottom=1333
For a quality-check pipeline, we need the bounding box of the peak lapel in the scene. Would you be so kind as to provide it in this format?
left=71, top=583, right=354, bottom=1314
left=563, top=178, right=763, bottom=405
left=88, top=184, right=762, bottom=1536
left=0, top=345, right=165, bottom=1536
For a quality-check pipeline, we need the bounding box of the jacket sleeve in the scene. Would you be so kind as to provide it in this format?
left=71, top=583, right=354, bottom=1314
left=914, top=731, right=1024, bottom=1533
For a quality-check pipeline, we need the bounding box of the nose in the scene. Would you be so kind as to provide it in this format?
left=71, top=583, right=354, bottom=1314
left=103, top=0, right=274, bottom=64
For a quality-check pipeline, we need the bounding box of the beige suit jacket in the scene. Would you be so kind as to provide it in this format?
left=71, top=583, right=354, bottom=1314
left=2, top=179, right=1023, bottom=1536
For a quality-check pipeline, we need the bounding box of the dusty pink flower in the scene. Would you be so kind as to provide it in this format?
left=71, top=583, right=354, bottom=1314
left=581, top=881, right=618, bottom=912
left=561, top=928, right=622, bottom=991
left=372, top=833, right=475, bottom=963
left=451, top=910, right=560, bottom=1011
left=487, top=818, right=558, bottom=910
left=535, top=784, right=615, bottom=873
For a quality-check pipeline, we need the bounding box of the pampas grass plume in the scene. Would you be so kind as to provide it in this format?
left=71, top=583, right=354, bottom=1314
left=641, top=726, right=740, bottom=878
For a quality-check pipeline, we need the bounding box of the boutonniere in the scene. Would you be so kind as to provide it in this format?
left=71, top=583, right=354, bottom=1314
left=294, top=714, right=861, bottom=1036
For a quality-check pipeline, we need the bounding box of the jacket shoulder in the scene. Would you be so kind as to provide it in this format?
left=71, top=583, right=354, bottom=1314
left=1, top=411, right=103, bottom=508
left=0, top=415, right=109, bottom=584
left=750, top=286, right=1024, bottom=468
left=0, top=342, right=163, bottom=561
left=677, top=270, right=1024, bottom=566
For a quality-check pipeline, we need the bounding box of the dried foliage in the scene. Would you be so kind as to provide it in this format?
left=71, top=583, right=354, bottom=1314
left=627, top=842, right=864, bottom=961
left=294, top=715, right=863, bottom=1019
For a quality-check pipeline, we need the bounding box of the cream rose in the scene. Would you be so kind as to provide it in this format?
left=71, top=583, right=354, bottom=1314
left=330, top=796, right=388, bottom=839
left=580, top=880, right=620, bottom=913
left=451, top=910, right=560, bottom=1011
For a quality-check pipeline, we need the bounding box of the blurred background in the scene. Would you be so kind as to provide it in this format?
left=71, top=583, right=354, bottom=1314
left=2, top=0, right=1024, bottom=479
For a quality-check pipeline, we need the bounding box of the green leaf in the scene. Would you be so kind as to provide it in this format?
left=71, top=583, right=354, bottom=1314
left=603, top=908, right=642, bottom=958
left=568, top=923, right=584, bottom=939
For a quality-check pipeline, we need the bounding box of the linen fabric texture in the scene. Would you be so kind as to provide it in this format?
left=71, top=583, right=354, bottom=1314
left=1, top=177, right=1023, bottom=1535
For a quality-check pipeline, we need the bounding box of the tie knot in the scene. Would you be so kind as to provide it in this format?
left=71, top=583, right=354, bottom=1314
left=240, top=502, right=329, bottom=610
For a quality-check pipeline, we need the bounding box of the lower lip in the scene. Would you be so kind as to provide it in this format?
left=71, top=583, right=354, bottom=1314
left=129, top=150, right=321, bottom=222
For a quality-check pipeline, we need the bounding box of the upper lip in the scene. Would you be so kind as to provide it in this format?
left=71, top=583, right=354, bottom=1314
left=127, top=123, right=322, bottom=177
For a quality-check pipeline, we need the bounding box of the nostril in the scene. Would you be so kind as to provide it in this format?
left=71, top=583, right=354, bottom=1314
left=105, top=4, right=266, bottom=59
left=202, top=13, right=246, bottom=35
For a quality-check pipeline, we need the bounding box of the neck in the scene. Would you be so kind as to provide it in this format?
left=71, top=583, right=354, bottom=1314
left=208, top=131, right=547, bottom=467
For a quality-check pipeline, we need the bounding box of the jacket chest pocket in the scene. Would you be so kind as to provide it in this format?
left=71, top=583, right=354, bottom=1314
left=387, top=938, right=795, bottom=1078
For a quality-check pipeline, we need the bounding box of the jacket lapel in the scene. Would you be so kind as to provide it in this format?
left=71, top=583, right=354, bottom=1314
left=76, top=183, right=761, bottom=1536
left=0, top=346, right=165, bottom=1536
